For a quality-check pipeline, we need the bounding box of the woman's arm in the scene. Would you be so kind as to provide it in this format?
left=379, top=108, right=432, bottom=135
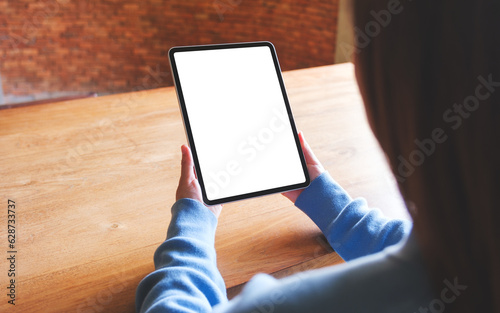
left=136, top=145, right=227, bottom=312
left=285, top=132, right=411, bottom=261
left=135, top=199, right=227, bottom=313
left=295, top=171, right=411, bottom=261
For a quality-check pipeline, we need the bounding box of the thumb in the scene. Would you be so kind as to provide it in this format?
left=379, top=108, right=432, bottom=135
left=180, top=145, right=195, bottom=183
left=299, top=132, right=321, bottom=166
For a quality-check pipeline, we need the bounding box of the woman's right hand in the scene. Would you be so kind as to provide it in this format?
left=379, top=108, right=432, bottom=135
left=282, top=132, right=325, bottom=203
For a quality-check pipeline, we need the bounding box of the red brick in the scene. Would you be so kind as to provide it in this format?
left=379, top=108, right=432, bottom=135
left=0, top=0, right=338, bottom=96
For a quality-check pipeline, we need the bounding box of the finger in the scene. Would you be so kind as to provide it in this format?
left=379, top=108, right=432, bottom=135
left=180, top=145, right=195, bottom=183
left=186, top=146, right=198, bottom=179
left=299, top=132, right=320, bottom=165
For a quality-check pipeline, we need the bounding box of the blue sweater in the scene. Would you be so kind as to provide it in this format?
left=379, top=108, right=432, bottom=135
left=136, top=172, right=432, bottom=313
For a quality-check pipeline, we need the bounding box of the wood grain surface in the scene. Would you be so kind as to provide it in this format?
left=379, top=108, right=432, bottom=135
left=0, top=63, right=409, bottom=312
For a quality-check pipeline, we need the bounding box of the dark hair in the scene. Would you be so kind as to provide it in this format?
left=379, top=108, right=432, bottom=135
left=352, top=0, right=500, bottom=312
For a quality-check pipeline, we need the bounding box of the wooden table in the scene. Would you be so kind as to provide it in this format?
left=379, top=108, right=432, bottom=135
left=0, top=63, right=409, bottom=312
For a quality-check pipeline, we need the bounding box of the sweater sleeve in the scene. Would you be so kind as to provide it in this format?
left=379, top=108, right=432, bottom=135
left=135, top=198, right=227, bottom=313
left=295, top=171, right=412, bottom=261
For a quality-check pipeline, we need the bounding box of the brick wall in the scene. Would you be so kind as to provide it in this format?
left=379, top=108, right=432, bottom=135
left=0, top=0, right=338, bottom=103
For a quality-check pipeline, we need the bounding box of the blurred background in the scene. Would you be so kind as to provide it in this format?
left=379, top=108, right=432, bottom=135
left=0, top=0, right=353, bottom=106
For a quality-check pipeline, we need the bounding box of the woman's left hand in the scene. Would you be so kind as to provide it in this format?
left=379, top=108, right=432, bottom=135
left=176, top=145, right=223, bottom=218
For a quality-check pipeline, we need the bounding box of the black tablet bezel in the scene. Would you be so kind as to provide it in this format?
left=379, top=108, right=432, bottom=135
left=169, top=41, right=310, bottom=205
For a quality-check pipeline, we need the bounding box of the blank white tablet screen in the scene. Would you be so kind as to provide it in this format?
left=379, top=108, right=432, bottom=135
left=173, top=45, right=306, bottom=201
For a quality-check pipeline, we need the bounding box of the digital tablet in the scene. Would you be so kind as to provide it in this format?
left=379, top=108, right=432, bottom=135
left=169, top=41, right=310, bottom=205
